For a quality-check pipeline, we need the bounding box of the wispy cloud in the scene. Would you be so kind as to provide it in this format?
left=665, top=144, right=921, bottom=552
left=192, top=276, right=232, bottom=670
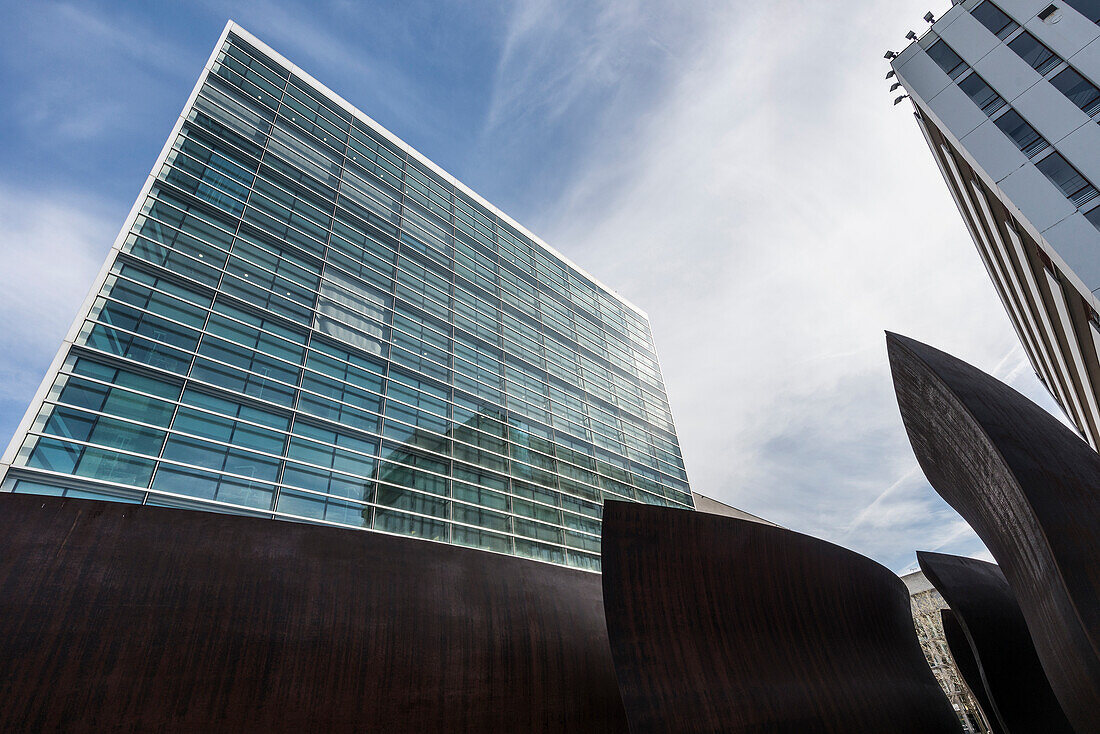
left=490, top=0, right=634, bottom=129
left=842, top=464, right=926, bottom=537
left=49, top=2, right=192, bottom=76
left=211, top=0, right=439, bottom=139
left=514, top=0, right=1064, bottom=571
left=485, top=0, right=705, bottom=133
left=0, top=186, right=114, bottom=439
left=5, top=2, right=194, bottom=144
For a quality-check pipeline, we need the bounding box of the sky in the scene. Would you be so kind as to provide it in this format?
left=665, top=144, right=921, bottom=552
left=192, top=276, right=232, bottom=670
left=0, top=0, right=1068, bottom=573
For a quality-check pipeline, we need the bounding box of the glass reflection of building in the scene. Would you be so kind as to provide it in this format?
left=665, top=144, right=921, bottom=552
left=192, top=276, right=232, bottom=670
left=0, top=22, right=693, bottom=570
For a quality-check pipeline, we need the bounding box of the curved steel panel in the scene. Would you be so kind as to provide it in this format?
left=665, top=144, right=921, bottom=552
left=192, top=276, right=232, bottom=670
left=919, top=551, right=1072, bottom=733
left=888, top=331, right=1100, bottom=732
left=600, top=500, right=962, bottom=733
left=0, top=494, right=627, bottom=733
left=940, top=609, right=999, bottom=734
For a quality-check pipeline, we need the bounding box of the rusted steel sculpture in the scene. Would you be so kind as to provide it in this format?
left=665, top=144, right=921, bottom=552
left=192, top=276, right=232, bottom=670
left=888, top=332, right=1100, bottom=732
left=940, top=609, right=999, bottom=734
left=600, top=500, right=962, bottom=733
left=0, top=493, right=627, bottom=733
left=919, top=551, right=1073, bottom=733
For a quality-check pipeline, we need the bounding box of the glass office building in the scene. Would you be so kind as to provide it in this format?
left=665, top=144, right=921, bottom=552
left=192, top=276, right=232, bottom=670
left=0, top=22, right=692, bottom=570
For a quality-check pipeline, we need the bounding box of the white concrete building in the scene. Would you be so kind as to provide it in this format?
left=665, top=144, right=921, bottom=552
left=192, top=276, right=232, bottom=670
left=891, top=0, right=1100, bottom=447
left=901, top=570, right=992, bottom=734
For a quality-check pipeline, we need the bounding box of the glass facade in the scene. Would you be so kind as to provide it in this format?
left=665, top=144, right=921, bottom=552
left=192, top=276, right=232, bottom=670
left=0, top=24, right=693, bottom=571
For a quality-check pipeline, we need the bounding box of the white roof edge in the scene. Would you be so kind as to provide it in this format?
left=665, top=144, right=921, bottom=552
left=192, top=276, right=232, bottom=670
left=899, top=569, right=935, bottom=595
left=221, top=20, right=649, bottom=320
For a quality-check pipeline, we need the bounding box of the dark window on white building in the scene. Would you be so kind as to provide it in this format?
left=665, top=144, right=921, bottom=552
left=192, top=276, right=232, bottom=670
left=1064, top=0, right=1100, bottom=23
left=994, top=109, right=1049, bottom=157
left=959, top=73, right=1006, bottom=115
left=1050, top=67, right=1100, bottom=115
left=1036, top=151, right=1099, bottom=207
left=927, top=40, right=968, bottom=79
left=1008, top=31, right=1061, bottom=75
left=972, top=1, right=1019, bottom=39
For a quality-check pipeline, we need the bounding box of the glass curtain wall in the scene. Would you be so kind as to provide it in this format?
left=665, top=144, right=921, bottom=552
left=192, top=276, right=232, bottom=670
left=1, top=27, right=693, bottom=571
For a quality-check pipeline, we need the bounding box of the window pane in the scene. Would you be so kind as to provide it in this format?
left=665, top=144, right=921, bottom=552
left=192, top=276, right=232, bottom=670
left=1084, top=205, right=1100, bottom=231
left=1050, top=67, right=1100, bottom=115
left=958, top=73, right=1005, bottom=115
left=1036, top=151, right=1096, bottom=204
left=514, top=537, right=565, bottom=565
left=214, top=474, right=275, bottom=509
left=993, top=109, right=1047, bottom=157
left=75, top=448, right=155, bottom=486
left=43, top=407, right=96, bottom=443
left=27, top=437, right=81, bottom=474
left=1008, top=31, right=1060, bottom=75
left=927, top=40, right=967, bottom=79
left=153, top=464, right=220, bottom=500
left=1065, top=0, right=1100, bottom=23
left=58, top=378, right=110, bottom=412
left=375, top=508, right=448, bottom=541
left=972, top=1, right=1018, bottom=38
left=452, top=525, right=511, bottom=554
left=89, top=417, right=165, bottom=456
left=277, top=488, right=327, bottom=518
left=568, top=551, right=601, bottom=571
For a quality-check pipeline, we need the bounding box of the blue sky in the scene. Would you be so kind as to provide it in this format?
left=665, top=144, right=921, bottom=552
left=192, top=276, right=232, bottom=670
left=0, top=0, right=1067, bottom=572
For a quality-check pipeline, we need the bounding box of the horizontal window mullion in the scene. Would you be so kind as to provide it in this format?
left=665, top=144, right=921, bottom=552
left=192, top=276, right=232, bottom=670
left=85, top=311, right=201, bottom=366
left=271, top=112, right=346, bottom=170
left=101, top=268, right=213, bottom=323
left=139, top=188, right=241, bottom=248
left=24, top=431, right=162, bottom=467
left=158, top=159, right=251, bottom=213
left=193, top=82, right=278, bottom=143
left=245, top=182, right=334, bottom=237
left=41, top=400, right=175, bottom=440
left=224, top=37, right=291, bottom=84
left=102, top=277, right=308, bottom=355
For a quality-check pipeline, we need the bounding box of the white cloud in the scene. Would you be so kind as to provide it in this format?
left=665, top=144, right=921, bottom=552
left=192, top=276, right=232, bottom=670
left=484, top=0, right=709, bottom=138
left=512, top=0, right=1065, bottom=571
left=9, top=3, right=194, bottom=144
left=0, top=188, right=113, bottom=425
left=969, top=548, right=997, bottom=564
left=490, top=0, right=639, bottom=129
left=50, top=3, right=192, bottom=76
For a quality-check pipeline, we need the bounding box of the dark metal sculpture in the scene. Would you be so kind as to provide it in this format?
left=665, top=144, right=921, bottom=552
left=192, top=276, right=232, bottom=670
left=600, top=500, right=962, bottom=733
left=0, top=493, right=627, bottom=733
left=940, top=609, right=999, bottom=734
left=919, top=551, right=1073, bottom=733
left=888, top=332, right=1100, bottom=732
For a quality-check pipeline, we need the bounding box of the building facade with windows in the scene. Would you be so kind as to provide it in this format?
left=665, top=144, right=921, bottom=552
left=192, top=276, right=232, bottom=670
left=891, top=0, right=1100, bottom=448
left=902, top=570, right=992, bottom=734
left=0, top=21, right=693, bottom=571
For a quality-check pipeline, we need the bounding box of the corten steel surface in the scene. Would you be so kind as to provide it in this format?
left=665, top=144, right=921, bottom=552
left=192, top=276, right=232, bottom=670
left=919, top=552, right=1073, bottom=734
left=888, top=332, right=1100, bottom=732
left=940, top=609, right=999, bottom=734
left=600, top=500, right=962, bottom=734
left=0, top=493, right=628, bottom=733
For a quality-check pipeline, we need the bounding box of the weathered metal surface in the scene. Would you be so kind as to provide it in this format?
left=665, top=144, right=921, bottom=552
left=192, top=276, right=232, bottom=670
left=0, top=493, right=627, bottom=733
left=600, top=500, right=962, bottom=734
left=940, top=609, right=999, bottom=734
left=919, top=551, right=1072, bottom=733
left=888, top=332, right=1100, bottom=732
